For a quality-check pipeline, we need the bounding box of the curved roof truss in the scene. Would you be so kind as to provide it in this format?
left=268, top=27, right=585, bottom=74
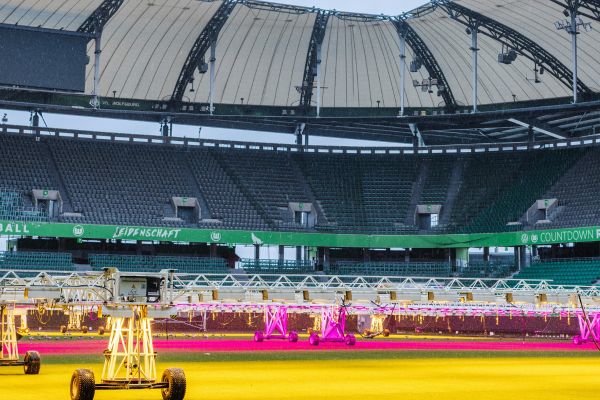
left=438, top=1, right=591, bottom=95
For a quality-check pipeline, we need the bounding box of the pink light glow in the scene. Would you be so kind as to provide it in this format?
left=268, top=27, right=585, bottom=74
left=17, top=338, right=599, bottom=355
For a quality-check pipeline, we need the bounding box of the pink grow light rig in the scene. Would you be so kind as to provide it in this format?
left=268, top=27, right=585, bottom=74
left=254, top=305, right=299, bottom=343
left=309, top=306, right=356, bottom=346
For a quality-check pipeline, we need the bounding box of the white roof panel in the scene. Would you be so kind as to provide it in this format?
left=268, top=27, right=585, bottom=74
left=191, top=3, right=315, bottom=107
left=88, top=0, right=223, bottom=100
left=0, top=0, right=100, bottom=31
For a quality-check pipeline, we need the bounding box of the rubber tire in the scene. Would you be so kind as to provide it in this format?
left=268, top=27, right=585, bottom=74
left=309, top=333, right=320, bottom=346
left=82, top=326, right=89, bottom=334
left=288, top=331, right=299, bottom=343
left=24, top=351, right=41, bottom=374
left=70, top=369, right=95, bottom=400
left=161, top=368, right=186, bottom=400
left=573, top=335, right=583, bottom=345
left=60, top=325, right=67, bottom=334
left=345, top=334, right=356, bottom=346
left=383, top=329, right=390, bottom=337
left=254, top=331, right=264, bottom=342
left=98, top=326, right=105, bottom=336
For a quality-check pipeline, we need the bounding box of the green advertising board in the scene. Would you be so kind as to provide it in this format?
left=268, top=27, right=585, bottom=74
left=1, top=220, right=600, bottom=249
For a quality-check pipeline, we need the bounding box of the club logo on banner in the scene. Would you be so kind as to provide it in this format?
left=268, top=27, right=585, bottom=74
left=521, top=234, right=529, bottom=244
left=72, top=225, right=85, bottom=237
left=210, top=232, right=222, bottom=242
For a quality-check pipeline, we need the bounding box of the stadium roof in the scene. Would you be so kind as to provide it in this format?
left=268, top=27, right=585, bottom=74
left=3, top=0, right=599, bottom=107
left=1, top=0, right=600, bottom=145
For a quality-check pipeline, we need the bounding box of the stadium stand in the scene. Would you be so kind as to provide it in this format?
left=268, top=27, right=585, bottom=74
left=214, top=150, right=312, bottom=230
left=541, top=150, right=600, bottom=228
left=513, top=258, right=600, bottom=286
left=458, top=262, right=516, bottom=279
left=326, top=261, right=452, bottom=277
left=296, top=153, right=419, bottom=233
left=240, top=259, right=314, bottom=274
left=89, top=254, right=229, bottom=274
left=0, top=132, right=599, bottom=235
left=0, top=251, right=73, bottom=271
left=185, top=149, right=269, bottom=230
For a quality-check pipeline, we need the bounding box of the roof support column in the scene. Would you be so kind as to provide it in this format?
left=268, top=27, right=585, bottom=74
left=316, top=43, right=322, bottom=118
left=91, top=30, right=103, bottom=109
left=295, top=122, right=306, bottom=151
left=528, top=125, right=534, bottom=150
left=409, top=123, right=424, bottom=150
left=399, top=32, right=407, bottom=117
left=209, top=39, right=217, bottom=115
left=570, top=8, right=579, bottom=103
left=470, top=26, right=479, bottom=113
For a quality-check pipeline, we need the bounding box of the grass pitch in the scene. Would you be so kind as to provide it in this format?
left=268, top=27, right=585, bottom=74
left=1, top=351, right=598, bottom=400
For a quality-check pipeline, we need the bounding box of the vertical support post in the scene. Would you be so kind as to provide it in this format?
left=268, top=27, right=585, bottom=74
left=483, top=247, right=490, bottom=263
left=91, top=29, right=102, bottom=109
left=528, top=125, right=534, bottom=150
left=570, top=10, right=578, bottom=104
left=316, top=43, right=322, bottom=118
left=514, top=246, right=522, bottom=271
left=399, top=33, right=406, bottom=117
left=254, top=244, right=260, bottom=261
left=470, top=26, right=478, bottom=113
left=295, top=122, right=305, bottom=151
left=209, top=39, right=217, bottom=115
left=323, top=247, right=330, bottom=270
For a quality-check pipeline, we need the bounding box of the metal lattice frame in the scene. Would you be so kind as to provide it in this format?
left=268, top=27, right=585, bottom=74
left=299, top=10, right=330, bottom=112
left=2, top=269, right=600, bottom=309
left=171, top=0, right=237, bottom=102
left=438, top=1, right=591, bottom=95
left=77, top=0, right=124, bottom=34
left=244, top=0, right=314, bottom=14
left=0, top=305, right=18, bottom=361
left=392, top=18, right=457, bottom=111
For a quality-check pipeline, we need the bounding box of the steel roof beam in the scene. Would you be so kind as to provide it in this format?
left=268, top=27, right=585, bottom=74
left=299, top=10, right=331, bottom=113
left=439, top=1, right=592, bottom=96
left=508, top=118, right=566, bottom=139
left=392, top=19, right=457, bottom=112
left=171, top=0, right=237, bottom=103
left=243, top=0, right=314, bottom=14
left=77, top=0, right=124, bottom=35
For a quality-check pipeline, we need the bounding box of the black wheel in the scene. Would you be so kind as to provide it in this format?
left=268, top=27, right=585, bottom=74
left=24, top=351, right=41, bottom=374
left=70, top=369, right=95, bottom=400
left=60, top=325, right=67, bottom=334
left=98, top=326, right=105, bottom=335
left=161, top=368, right=186, bottom=400
left=82, top=326, right=89, bottom=334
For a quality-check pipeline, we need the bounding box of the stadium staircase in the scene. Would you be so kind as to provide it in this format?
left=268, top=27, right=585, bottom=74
left=41, top=140, right=74, bottom=214
left=438, top=160, right=464, bottom=228
left=404, top=161, right=428, bottom=226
